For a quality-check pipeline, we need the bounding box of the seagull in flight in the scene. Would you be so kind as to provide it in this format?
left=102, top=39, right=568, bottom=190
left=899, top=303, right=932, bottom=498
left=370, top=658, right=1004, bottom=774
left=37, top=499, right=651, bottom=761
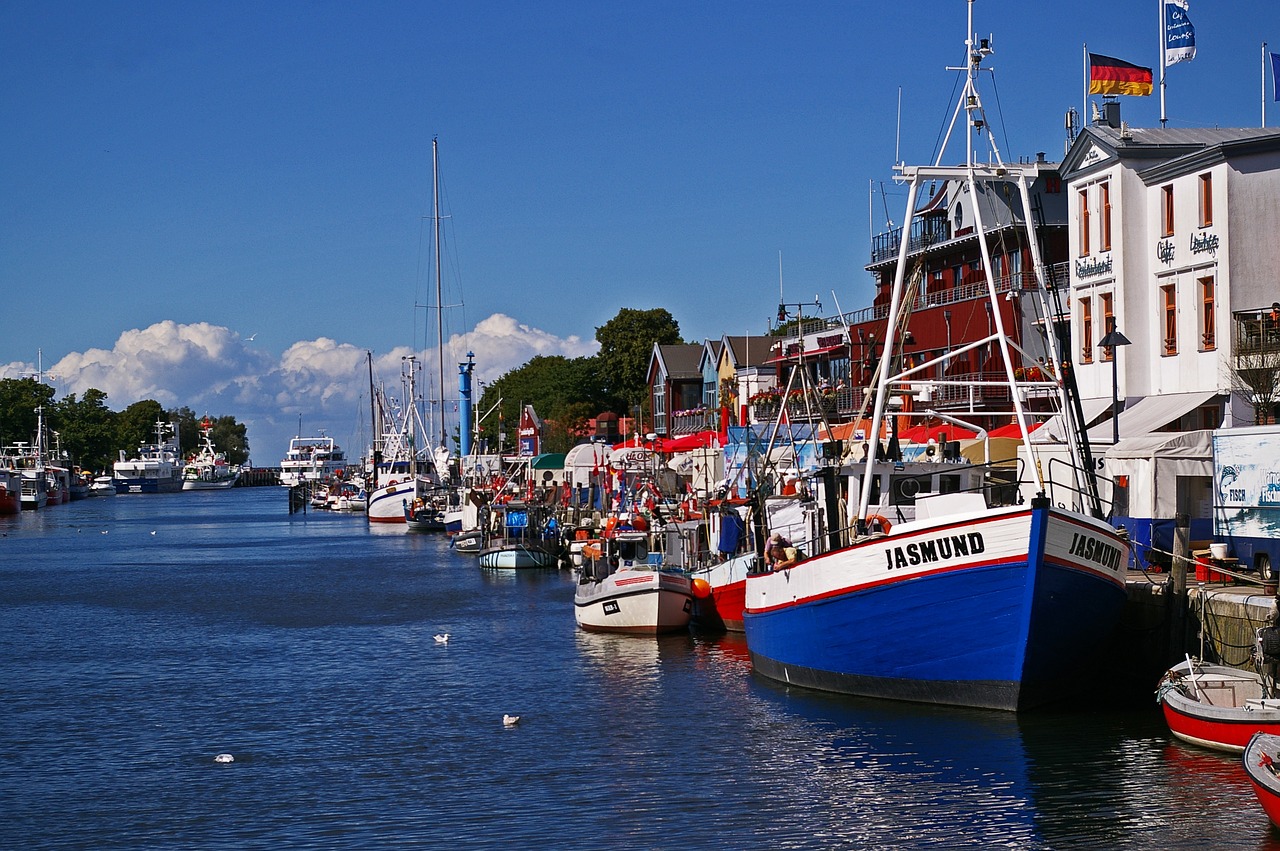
left=246, top=332, right=258, bottom=341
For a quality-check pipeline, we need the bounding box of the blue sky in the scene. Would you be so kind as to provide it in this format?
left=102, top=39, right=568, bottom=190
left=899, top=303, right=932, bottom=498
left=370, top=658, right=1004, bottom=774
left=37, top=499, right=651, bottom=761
left=2, top=1, right=1276, bottom=462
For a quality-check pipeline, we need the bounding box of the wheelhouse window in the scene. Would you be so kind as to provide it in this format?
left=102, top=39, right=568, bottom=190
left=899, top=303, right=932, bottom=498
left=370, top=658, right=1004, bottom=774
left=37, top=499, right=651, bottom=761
left=1161, top=284, right=1178, bottom=356
left=1162, top=184, right=1175, bottom=237
left=1100, top=182, right=1112, bottom=251
left=1080, top=296, right=1094, bottom=364
left=1199, top=173, right=1213, bottom=228
left=1200, top=276, right=1216, bottom=350
left=1100, top=292, right=1115, bottom=362
left=1078, top=188, right=1090, bottom=256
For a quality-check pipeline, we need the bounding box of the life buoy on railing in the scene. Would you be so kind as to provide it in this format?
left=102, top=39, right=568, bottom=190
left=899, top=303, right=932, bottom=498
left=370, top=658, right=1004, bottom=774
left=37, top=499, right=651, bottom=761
left=388, top=479, right=399, bottom=487
left=866, top=514, right=891, bottom=535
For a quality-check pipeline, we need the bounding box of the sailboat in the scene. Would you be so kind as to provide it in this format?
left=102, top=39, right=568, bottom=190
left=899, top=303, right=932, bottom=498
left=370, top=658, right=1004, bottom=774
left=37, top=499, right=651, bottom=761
left=366, top=357, right=443, bottom=523
left=368, top=137, right=454, bottom=525
left=403, top=136, right=458, bottom=533
left=741, top=1, right=1129, bottom=712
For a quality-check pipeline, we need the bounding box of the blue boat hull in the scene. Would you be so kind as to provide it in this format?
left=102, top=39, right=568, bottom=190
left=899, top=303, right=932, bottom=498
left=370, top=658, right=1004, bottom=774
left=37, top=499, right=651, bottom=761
left=743, top=505, right=1127, bottom=711
left=114, top=476, right=182, bottom=494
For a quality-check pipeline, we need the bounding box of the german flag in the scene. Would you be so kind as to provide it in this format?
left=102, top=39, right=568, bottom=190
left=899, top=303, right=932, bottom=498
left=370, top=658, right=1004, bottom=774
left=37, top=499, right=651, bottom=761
left=1089, top=53, right=1153, bottom=97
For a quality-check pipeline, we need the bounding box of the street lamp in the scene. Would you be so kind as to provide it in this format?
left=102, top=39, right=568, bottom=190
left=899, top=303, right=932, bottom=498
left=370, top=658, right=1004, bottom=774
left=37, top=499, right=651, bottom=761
left=1098, top=328, right=1131, bottom=443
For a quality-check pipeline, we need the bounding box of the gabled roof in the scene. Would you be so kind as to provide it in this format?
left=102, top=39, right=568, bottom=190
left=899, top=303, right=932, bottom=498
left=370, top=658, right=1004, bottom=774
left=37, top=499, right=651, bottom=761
left=698, top=338, right=724, bottom=373
left=1062, top=125, right=1280, bottom=181
left=720, top=335, right=775, bottom=369
left=648, top=343, right=703, bottom=383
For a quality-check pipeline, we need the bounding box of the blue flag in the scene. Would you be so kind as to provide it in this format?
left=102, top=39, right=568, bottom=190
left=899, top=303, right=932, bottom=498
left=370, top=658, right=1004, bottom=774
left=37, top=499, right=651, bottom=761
left=1273, top=52, right=1280, bottom=102
left=1164, top=0, right=1196, bottom=66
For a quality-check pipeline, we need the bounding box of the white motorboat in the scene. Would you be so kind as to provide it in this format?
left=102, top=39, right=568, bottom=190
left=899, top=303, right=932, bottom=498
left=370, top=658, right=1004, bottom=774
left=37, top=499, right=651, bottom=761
left=279, top=434, right=346, bottom=488
left=574, top=531, right=694, bottom=634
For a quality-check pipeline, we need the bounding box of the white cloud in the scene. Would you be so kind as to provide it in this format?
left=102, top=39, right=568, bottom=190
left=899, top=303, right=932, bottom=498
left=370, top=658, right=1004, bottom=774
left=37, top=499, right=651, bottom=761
left=2, top=315, right=598, bottom=465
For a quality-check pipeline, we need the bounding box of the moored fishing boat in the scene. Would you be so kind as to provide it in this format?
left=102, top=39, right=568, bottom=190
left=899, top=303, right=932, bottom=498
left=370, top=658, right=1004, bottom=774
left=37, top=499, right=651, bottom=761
left=741, top=4, right=1128, bottom=712
left=1156, top=657, right=1280, bottom=753
left=114, top=421, right=184, bottom=494
left=476, top=501, right=561, bottom=569
left=574, top=530, right=694, bottom=634
left=278, top=435, right=346, bottom=489
left=0, top=469, right=19, bottom=515
left=182, top=417, right=241, bottom=491
left=688, top=552, right=756, bottom=632
left=1244, top=732, right=1280, bottom=827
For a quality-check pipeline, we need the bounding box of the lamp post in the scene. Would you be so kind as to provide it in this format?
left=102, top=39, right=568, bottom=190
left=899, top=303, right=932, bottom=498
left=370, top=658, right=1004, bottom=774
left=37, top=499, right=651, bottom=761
left=1098, top=328, right=1131, bottom=444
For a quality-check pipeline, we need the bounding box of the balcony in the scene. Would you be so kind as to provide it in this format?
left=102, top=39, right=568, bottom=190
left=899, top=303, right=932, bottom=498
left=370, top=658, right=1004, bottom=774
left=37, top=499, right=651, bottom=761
left=870, top=215, right=950, bottom=265
left=750, top=391, right=841, bottom=423
left=1235, top=309, right=1280, bottom=357
left=668, top=408, right=712, bottom=436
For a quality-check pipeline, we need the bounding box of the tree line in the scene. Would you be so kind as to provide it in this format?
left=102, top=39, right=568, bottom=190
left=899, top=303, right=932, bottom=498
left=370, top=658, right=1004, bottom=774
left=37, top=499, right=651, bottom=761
left=0, top=378, right=249, bottom=473
left=474, top=307, right=684, bottom=455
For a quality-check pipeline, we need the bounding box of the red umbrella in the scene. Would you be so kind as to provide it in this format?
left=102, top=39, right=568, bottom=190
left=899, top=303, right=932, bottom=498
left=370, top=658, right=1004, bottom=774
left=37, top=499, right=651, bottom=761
left=988, top=420, right=1043, bottom=439
left=898, top=423, right=978, bottom=442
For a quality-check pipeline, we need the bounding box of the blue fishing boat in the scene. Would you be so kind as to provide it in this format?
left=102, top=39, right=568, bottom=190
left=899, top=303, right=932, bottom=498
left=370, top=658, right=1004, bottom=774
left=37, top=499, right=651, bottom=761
left=113, top=420, right=184, bottom=494
left=742, top=2, right=1129, bottom=711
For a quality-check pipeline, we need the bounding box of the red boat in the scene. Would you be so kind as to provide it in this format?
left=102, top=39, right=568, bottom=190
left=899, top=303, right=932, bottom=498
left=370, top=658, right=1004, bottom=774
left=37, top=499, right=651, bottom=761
left=689, top=553, right=754, bottom=631
left=1157, top=658, right=1280, bottom=752
left=1243, top=732, right=1280, bottom=827
left=0, top=470, right=19, bottom=515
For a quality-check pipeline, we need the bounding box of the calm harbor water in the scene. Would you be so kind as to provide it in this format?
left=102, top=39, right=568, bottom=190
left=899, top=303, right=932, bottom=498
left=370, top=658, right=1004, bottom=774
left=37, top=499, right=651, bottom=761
left=2, top=488, right=1278, bottom=849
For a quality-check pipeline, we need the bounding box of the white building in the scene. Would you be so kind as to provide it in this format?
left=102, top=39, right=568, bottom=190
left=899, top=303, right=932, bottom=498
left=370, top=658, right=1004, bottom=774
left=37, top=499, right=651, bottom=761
left=1062, top=109, right=1280, bottom=436
left=1056, top=105, right=1280, bottom=566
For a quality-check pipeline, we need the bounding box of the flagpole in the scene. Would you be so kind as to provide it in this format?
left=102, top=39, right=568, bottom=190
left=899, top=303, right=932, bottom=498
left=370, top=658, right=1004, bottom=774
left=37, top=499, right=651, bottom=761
left=1265, top=42, right=1270, bottom=128
left=1159, top=0, right=1167, bottom=126
left=1083, top=43, right=1088, bottom=127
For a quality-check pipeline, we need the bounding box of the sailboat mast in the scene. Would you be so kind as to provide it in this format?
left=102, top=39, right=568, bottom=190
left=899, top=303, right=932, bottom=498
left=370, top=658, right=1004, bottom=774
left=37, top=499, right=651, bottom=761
left=433, top=137, right=446, bottom=450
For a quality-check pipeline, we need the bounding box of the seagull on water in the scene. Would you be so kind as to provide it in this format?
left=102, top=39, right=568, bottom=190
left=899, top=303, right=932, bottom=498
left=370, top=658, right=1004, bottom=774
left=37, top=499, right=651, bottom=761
left=150, top=530, right=156, bottom=536
left=434, top=633, right=450, bottom=644
left=214, top=753, right=234, bottom=763
left=502, top=714, right=520, bottom=727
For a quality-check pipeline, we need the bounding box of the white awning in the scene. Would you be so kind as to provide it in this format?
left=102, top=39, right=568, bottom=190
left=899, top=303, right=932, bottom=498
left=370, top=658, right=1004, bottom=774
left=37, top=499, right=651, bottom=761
left=1033, top=397, right=1114, bottom=443
left=1085, top=390, right=1220, bottom=444
left=1104, top=430, right=1212, bottom=460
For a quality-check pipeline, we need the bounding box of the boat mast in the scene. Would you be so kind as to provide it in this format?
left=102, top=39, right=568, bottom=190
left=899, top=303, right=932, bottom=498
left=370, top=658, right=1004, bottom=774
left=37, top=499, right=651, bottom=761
left=433, top=137, right=446, bottom=452
left=856, top=0, right=1073, bottom=525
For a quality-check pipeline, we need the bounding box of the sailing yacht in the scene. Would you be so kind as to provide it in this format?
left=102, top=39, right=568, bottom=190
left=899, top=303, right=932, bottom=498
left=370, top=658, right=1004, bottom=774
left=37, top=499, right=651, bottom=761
left=742, top=1, right=1129, bottom=712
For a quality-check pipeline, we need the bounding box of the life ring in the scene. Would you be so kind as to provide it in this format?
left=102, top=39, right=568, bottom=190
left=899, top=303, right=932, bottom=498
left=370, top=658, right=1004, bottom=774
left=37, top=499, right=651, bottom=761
left=866, top=514, right=891, bottom=535
left=388, top=479, right=399, bottom=487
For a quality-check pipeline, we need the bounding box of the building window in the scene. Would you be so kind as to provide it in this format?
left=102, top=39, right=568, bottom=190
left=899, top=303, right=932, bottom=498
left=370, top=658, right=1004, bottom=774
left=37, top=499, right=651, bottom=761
left=1100, top=182, right=1112, bottom=251
left=1080, top=296, right=1094, bottom=363
left=1162, top=184, right=1174, bottom=237
left=1078, top=189, right=1090, bottom=256
left=1199, top=173, right=1213, bottom=227
left=652, top=384, right=667, bottom=433
left=1100, top=292, right=1115, bottom=362
left=1161, top=284, right=1178, bottom=356
left=1200, top=276, right=1216, bottom=350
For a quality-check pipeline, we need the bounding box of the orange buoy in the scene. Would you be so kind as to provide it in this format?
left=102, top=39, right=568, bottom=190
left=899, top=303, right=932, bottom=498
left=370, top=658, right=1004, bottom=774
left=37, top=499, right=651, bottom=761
left=866, top=514, right=891, bottom=535
left=691, top=578, right=712, bottom=599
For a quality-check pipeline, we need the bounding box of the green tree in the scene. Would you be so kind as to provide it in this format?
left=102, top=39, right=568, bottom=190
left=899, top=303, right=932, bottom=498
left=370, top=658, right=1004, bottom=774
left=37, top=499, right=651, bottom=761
left=169, top=407, right=201, bottom=457
left=594, top=307, right=683, bottom=409
left=0, top=377, right=56, bottom=447
left=116, top=400, right=168, bottom=455
left=207, top=415, right=250, bottom=465
left=52, top=388, right=117, bottom=472
left=476, top=355, right=606, bottom=452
